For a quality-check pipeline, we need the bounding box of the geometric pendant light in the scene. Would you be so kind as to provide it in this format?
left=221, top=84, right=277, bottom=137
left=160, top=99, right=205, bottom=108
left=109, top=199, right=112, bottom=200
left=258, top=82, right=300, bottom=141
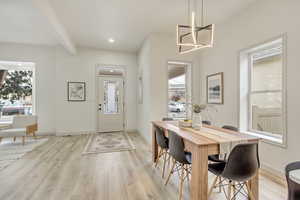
left=177, top=0, right=214, bottom=54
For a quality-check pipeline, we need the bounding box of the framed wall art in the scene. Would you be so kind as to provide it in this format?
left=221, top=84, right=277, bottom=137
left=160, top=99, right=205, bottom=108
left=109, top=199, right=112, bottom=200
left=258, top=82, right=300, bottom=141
left=67, top=82, right=86, bottom=101
left=207, top=72, right=224, bottom=104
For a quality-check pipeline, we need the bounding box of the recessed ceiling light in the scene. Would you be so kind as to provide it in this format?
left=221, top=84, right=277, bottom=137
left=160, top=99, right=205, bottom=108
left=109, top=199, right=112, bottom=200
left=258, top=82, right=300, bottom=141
left=110, top=69, right=114, bottom=72
left=108, top=38, right=115, bottom=43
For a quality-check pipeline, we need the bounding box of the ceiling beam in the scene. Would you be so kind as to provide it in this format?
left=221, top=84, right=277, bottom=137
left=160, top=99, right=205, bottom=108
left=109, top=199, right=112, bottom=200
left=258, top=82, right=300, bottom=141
left=32, top=0, right=77, bottom=55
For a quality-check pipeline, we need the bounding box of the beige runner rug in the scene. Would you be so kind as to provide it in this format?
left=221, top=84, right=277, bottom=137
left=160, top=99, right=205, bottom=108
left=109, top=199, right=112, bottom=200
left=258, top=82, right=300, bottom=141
left=82, top=132, right=136, bottom=155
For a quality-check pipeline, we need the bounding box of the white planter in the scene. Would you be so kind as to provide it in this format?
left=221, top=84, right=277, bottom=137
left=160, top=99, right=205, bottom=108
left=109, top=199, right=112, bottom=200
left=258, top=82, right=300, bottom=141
left=192, top=113, right=202, bottom=130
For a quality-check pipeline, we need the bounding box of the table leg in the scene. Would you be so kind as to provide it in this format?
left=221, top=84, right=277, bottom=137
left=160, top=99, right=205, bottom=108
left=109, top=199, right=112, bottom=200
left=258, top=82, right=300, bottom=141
left=248, top=170, right=259, bottom=200
left=191, top=145, right=208, bottom=200
left=152, top=125, right=158, bottom=163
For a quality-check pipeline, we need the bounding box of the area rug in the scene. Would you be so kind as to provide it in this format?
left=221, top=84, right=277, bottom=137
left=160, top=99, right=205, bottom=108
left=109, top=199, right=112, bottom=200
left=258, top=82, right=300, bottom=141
left=82, top=132, right=135, bottom=155
left=0, top=137, right=48, bottom=171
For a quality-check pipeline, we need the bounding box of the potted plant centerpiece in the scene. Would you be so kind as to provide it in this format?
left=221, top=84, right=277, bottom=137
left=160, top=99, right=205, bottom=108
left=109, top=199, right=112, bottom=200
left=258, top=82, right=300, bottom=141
left=192, top=104, right=206, bottom=130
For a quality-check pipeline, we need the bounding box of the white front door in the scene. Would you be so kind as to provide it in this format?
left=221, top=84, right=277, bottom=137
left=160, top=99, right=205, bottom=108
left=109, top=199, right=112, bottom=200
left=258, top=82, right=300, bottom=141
left=98, top=76, right=124, bottom=132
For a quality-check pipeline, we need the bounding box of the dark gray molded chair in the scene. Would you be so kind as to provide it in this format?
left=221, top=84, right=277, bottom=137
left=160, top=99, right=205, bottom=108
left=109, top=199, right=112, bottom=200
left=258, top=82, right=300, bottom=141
left=208, top=143, right=259, bottom=200
left=286, top=162, right=300, bottom=200
left=154, top=125, right=169, bottom=178
left=208, top=125, right=239, bottom=163
left=165, top=131, right=191, bottom=200
left=202, top=120, right=212, bottom=125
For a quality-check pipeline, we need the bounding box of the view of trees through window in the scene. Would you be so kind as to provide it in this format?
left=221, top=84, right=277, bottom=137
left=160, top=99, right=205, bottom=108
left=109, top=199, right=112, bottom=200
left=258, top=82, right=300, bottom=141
left=0, top=70, right=33, bottom=116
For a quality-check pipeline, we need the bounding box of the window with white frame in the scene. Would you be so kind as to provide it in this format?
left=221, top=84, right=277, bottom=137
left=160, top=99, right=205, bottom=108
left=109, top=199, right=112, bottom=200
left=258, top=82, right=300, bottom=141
left=239, top=36, right=286, bottom=145
left=167, top=62, right=192, bottom=119
left=0, top=61, right=35, bottom=120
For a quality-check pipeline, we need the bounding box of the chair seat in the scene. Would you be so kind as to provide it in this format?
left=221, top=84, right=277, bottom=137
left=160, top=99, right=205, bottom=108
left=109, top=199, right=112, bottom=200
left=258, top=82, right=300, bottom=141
left=290, top=169, right=300, bottom=184
left=0, top=128, right=26, bottom=137
left=208, top=162, right=226, bottom=176
left=185, top=152, right=192, bottom=164
left=208, top=154, right=226, bottom=163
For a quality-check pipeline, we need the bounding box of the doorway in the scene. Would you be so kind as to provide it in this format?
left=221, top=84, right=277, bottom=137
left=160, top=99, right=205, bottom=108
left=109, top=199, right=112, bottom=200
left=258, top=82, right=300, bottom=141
left=167, top=61, right=192, bottom=119
left=97, top=66, right=125, bottom=132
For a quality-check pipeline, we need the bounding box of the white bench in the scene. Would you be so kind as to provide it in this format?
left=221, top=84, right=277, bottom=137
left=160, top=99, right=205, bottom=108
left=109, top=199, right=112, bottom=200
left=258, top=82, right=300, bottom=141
left=0, top=115, right=38, bottom=145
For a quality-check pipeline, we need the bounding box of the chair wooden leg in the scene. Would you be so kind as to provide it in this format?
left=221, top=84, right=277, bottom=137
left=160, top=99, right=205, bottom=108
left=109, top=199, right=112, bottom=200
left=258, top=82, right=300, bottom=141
left=219, top=176, right=222, bottom=192
left=246, top=182, right=255, bottom=200
left=0, top=137, right=2, bottom=143
left=22, top=136, right=25, bottom=145
left=162, top=150, right=168, bottom=178
left=232, top=182, right=236, bottom=200
left=165, top=159, right=176, bottom=185
left=33, top=131, right=37, bottom=139
left=178, top=165, right=185, bottom=200
left=185, top=165, right=190, bottom=189
left=167, top=153, right=171, bottom=168
left=227, top=181, right=232, bottom=200
left=208, top=176, right=219, bottom=197
left=155, top=148, right=162, bottom=168
left=13, top=137, right=16, bottom=142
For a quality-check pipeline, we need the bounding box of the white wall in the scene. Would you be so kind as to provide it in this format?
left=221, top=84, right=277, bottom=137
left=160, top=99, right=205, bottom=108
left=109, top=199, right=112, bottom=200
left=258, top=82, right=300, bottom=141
left=55, top=47, right=138, bottom=135
left=198, top=0, right=300, bottom=173
left=0, top=43, right=56, bottom=135
left=137, top=38, right=152, bottom=141
left=0, top=43, right=138, bottom=135
left=137, top=33, right=201, bottom=142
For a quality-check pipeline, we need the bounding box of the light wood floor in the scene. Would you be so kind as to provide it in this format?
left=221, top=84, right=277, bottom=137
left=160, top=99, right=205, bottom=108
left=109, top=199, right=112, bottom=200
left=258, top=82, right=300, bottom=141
left=0, top=133, right=287, bottom=200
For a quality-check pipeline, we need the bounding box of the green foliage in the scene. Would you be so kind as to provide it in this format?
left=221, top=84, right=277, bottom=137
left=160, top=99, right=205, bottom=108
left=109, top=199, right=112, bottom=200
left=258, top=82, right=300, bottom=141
left=171, top=95, right=181, bottom=102
left=0, top=70, right=33, bottom=103
left=193, top=104, right=207, bottom=113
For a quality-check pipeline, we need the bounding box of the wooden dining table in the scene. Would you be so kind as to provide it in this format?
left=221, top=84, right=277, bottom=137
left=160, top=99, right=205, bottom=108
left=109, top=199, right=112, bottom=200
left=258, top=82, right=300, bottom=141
left=151, top=121, right=260, bottom=200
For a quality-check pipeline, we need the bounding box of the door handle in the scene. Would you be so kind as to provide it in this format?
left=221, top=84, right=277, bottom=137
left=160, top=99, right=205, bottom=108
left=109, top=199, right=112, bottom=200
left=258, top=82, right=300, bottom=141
left=98, top=104, right=102, bottom=111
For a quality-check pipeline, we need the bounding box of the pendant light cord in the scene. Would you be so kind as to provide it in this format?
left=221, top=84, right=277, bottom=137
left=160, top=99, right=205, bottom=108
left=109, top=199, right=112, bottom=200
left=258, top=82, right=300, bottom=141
left=187, top=0, right=204, bottom=26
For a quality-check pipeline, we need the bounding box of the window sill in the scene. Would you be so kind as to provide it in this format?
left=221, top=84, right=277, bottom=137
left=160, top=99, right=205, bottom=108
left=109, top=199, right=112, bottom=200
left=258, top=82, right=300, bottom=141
left=243, top=131, right=286, bottom=148
left=0, top=116, right=13, bottom=123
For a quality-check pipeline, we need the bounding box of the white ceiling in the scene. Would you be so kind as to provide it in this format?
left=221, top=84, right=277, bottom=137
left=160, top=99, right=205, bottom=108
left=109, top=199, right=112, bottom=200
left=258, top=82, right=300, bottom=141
left=0, top=0, right=257, bottom=52
left=0, top=0, right=58, bottom=46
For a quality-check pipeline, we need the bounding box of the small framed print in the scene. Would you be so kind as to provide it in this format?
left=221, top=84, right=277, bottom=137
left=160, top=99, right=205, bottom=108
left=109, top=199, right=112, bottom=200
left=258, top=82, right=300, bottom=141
left=207, top=72, right=224, bottom=104
left=67, top=82, right=86, bottom=101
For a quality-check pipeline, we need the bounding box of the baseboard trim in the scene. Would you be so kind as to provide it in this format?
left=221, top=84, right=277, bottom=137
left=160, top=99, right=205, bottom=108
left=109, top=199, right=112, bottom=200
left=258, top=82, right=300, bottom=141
left=55, top=129, right=138, bottom=136
left=125, top=129, right=138, bottom=133
left=56, top=130, right=96, bottom=136
left=260, top=164, right=286, bottom=186
left=36, top=131, right=55, bottom=136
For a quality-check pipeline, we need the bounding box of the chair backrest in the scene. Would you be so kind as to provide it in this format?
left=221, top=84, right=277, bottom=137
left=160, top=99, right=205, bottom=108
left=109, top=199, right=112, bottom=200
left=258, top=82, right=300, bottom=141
left=223, top=125, right=260, bottom=168
left=286, top=162, right=300, bottom=200
left=168, top=131, right=190, bottom=164
left=154, top=125, right=168, bottom=149
left=202, top=120, right=211, bottom=125
left=222, top=125, right=238, bottom=132
left=222, top=143, right=259, bottom=182
left=162, top=117, right=174, bottom=121
left=12, top=115, right=37, bottom=129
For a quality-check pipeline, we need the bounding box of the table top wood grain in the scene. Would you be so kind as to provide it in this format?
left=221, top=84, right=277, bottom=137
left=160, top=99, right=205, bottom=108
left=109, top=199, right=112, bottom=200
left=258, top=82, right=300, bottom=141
left=152, top=121, right=260, bottom=146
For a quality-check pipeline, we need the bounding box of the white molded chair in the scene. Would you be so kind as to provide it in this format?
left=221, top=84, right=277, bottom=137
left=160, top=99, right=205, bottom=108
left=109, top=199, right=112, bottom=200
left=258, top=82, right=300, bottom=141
left=0, top=115, right=38, bottom=145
